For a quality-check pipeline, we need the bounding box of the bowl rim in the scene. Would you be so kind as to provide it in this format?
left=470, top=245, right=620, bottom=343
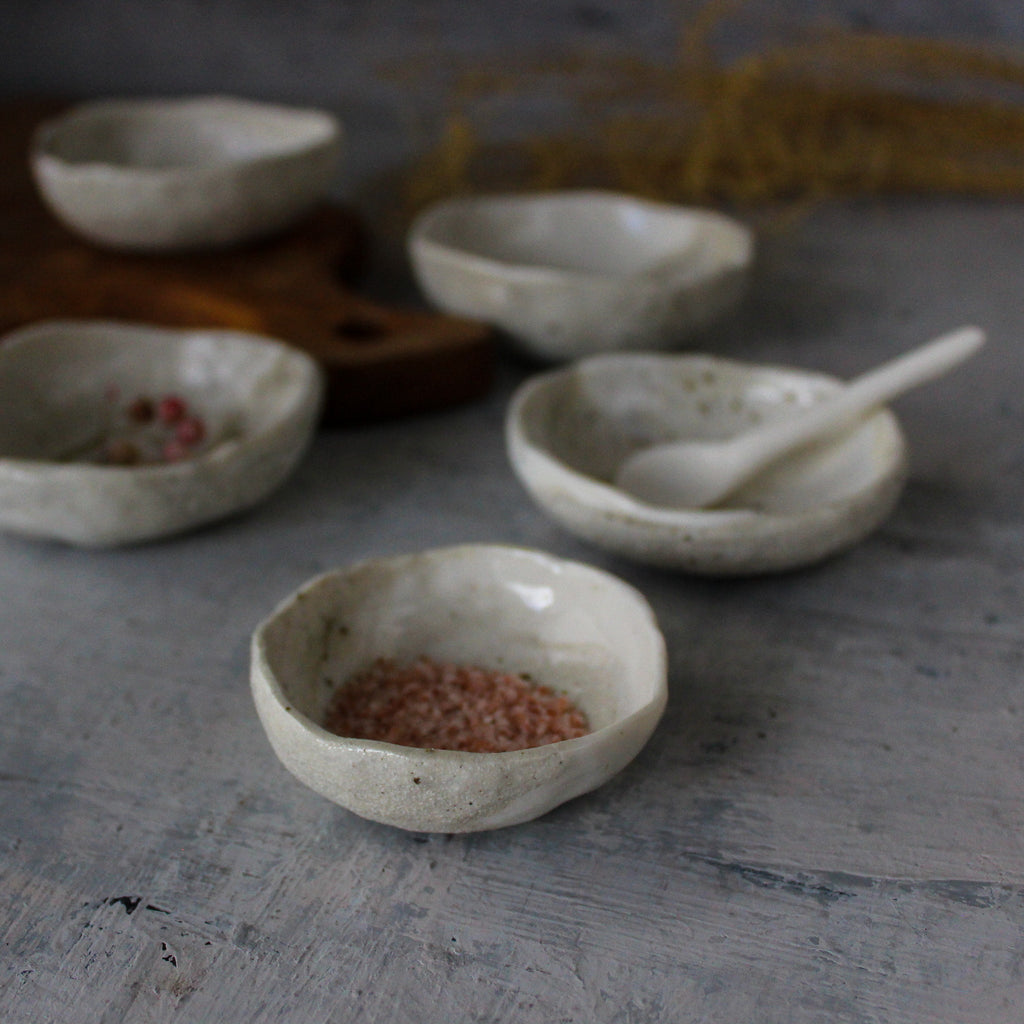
left=409, top=188, right=753, bottom=288
left=32, top=94, right=343, bottom=180
left=0, top=318, right=324, bottom=479
left=251, top=542, right=669, bottom=764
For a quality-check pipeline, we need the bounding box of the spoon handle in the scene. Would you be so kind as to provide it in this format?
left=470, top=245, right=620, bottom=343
left=730, top=326, right=986, bottom=473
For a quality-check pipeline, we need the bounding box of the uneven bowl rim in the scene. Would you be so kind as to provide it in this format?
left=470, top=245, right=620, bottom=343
left=506, top=351, right=909, bottom=529
left=250, top=542, right=669, bottom=766
left=0, top=318, right=324, bottom=481
left=409, top=188, right=754, bottom=288
left=31, top=94, right=343, bottom=181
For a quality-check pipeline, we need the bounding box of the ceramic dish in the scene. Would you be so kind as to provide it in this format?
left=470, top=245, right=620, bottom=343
left=250, top=544, right=668, bottom=833
left=0, top=319, right=324, bottom=546
left=31, top=96, right=342, bottom=250
left=506, top=353, right=909, bottom=575
left=408, top=190, right=753, bottom=361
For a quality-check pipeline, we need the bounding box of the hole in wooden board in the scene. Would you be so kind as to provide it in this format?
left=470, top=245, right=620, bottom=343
left=334, top=313, right=389, bottom=343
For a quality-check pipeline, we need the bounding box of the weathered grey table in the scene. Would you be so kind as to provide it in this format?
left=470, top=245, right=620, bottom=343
left=2, top=196, right=1022, bottom=1023
left=3, top=1, right=1024, bottom=1019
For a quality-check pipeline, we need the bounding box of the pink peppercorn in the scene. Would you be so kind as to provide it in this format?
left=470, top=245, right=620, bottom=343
left=157, top=395, right=187, bottom=424
left=91, top=388, right=209, bottom=467
left=174, top=415, right=206, bottom=446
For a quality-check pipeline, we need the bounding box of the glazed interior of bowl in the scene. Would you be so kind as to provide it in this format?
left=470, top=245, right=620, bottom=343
left=260, top=545, right=664, bottom=736
left=533, top=352, right=898, bottom=514
left=0, top=321, right=304, bottom=464
left=506, top=353, right=907, bottom=574
left=429, top=193, right=703, bottom=275
left=39, top=97, right=338, bottom=171
left=0, top=320, right=323, bottom=547
left=418, top=190, right=750, bottom=279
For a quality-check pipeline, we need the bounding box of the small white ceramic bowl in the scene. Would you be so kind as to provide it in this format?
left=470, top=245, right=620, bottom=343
left=408, top=190, right=753, bottom=361
left=31, top=96, right=342, bottom=250
left=250, top=544, right=667, bottom=833
left=0, top=319, right=323, bottom=546
left=507, top=353, right=909, bottom=575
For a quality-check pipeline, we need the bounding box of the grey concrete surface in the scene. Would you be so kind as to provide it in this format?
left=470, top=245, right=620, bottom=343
left=2, top=194, right=1022, bottom=1024
left=2, top=4, right=1024, bottom=1022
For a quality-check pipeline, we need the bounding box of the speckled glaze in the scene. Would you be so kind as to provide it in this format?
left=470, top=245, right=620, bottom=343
left=506, top=353, right=909, bottom=575
left=250, top=544, right=668, bottom=833
left=0, top=320, right=324, bottom=546
left=408, top=190, right=753, bottom=361
left=31, top=96, right=342, bottom=250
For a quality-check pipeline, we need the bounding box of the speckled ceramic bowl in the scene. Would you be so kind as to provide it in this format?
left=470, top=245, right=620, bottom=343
left=250, top=544, right=668, bottom=833
left=31, top=96, right=342, bottom=250
left=507, top=353, right=909, bottom=575
left=408, top=190, right=753, bottom=361
left=0, top=319, right=323, bottom=546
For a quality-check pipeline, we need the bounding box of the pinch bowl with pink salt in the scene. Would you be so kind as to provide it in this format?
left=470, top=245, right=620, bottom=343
left=0, top=319, right=323, bottom=546
left=250, top=544, right=668, bottom=833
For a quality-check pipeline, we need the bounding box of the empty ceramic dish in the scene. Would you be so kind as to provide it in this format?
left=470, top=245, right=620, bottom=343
left=31, top=95, right=342, bottom=250
left=0, top=319, right=324, bottom=546
left=408, top=190, right=753, bottom=361
left=506, top=353, right=909, bottom=575
left=250, top=544, right=668, bottom=833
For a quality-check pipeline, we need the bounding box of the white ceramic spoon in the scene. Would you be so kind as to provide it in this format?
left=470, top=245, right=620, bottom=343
left=614, top=326, right=986, bottom=509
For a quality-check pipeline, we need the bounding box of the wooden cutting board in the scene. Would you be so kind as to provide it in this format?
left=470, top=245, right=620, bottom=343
left=0, top=99, right=495, bottom=425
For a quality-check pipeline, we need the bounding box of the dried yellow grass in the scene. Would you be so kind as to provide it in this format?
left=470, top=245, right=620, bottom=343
left=401, top=1, right=1024, bottom=213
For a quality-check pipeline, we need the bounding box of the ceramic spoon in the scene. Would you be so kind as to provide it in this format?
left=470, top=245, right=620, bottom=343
left=614, top=326, right=985, bottom=509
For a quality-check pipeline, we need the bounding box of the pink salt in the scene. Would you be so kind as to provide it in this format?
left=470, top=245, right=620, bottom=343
left=322, top=657, right=590, bottom=753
